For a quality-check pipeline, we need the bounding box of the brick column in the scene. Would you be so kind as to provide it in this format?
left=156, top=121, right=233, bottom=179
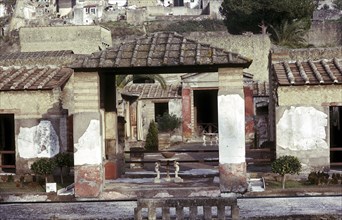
left=218, top=68, right=248, bottom=193
left=182, top=88, right=192, bottom=139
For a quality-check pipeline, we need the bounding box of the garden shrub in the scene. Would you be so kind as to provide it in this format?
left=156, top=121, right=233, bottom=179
left=145, top=121, right=158, bottom=151
left=54, top=152, right=74, bottom=184
left=156, top=112, right=181, bottom=133
left=308, top=171, right=329, bottom=185
left=271, top=155, right=301, bottom=189
left=308, top=172, right=342, bottom=185
left=30, top=158, right=56, bottom=184
left=331, top=173, right=342, bottom=185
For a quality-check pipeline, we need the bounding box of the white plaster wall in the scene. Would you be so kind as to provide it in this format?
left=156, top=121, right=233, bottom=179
left=276, top=106, right=330, bottom=171
left=18, top=120, right=60, bottom=159
left=182, top=72, right=218, bottom=88
left=0, top=4, right=5, bottom=17
left=277, top=106, right=328, bottom=151
left=169, top=99, right=182, bottom=118
left=74, top=119, right=102, bottom=165
left=218, top=94, right=245, bottom=164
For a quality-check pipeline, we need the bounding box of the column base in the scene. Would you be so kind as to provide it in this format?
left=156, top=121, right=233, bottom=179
left=219, top=162, right=248, bottom=194
left=75, top=165, right=102, bottom=198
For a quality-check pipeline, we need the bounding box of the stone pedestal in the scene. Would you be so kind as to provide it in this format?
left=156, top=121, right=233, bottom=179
left=75, top=165, right=102, bottom=198
left=104, top=160, right=119, bottom=180
left=219, top=163, right=248, bottom=193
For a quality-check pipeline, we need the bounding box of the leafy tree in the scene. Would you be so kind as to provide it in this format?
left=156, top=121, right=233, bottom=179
left=333, top=0, right=342, bottom=10
left=271, top=155, right=302, bottom=189
left=30, top=158, right=56, bottom=184
left=144, top=121, right=159, bottom=151
left=54, top=152, right=74, bottom=184
left=220, top=0, right=315, bottom=35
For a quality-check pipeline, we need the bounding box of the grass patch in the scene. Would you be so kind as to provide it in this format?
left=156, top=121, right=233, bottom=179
left=0, top=182, right=45, bottom=193
left=266, top=179, right=309, bottom=189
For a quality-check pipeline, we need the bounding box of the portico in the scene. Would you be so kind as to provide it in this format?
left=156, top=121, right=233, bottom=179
left=70, top=32, right=252, bottom=197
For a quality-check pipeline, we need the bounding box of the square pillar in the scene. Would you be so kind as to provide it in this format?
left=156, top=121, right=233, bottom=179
left=182, top=88, right=192, bottom=139
left=218, top=68, right=248, bottom=193
left=73, top=112, right=104, bottom=198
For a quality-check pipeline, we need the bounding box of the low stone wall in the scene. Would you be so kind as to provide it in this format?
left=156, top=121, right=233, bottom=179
left=135, top=197, right=239, bottom=220
left=272, top=47, right=342, bottom=62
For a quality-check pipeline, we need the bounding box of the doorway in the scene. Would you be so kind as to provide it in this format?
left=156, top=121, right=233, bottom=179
left=155, top=102, right=169, bottom=122
left=330, top=106, right=342, bottom=168
left=194, top=89, right=218, bottom=134
left=0, top=114, right=16, bottom=172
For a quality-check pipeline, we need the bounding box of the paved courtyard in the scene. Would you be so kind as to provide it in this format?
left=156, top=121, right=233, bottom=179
left=0, top=196, right=341, bottom=219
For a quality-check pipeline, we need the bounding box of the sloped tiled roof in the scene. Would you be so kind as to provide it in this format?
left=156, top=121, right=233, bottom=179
left=0, top=51, right=75, bottom=67
left=0, top=66, right=73, bottom=91
left=273, top=58, right=342, bottom=86
left=70, top=32, right=252, bottom=70
left=121, top=84, right=181, bottom=99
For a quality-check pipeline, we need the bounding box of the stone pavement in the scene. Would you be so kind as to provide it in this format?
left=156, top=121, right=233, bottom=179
left=0, top=196, right=341, bottom=219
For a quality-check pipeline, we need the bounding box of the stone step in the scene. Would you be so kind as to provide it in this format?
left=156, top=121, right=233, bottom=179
left=248, top=177, right=265, bottom=192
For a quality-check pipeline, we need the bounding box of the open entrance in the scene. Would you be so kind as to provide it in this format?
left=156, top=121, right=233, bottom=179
left=155, top=102, right=169, bottom=122
left=0, top=114, right=16, bottom=172
left=194, top=89, right=218, bottom=134
left=330, top=106, right=342, bottom=168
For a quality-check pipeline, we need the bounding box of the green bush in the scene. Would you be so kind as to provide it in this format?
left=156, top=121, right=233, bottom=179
left=308, top=172, right=342, bottom=185
left=271, top=155, right=301, bottom=189
left=308, top=171, right=329, bottom=185
left=145, top=121, right=158, bottom=151
left=331, top=173, right=342, bottom=185
left=30, top=158, right=56, bottom=184
left=54, top=152, right=74, bottom=184
left=156, top=112, right=181, bottom=133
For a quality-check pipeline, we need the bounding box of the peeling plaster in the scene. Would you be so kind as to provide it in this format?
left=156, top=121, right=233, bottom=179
left=277, top=106, right=328, bottom=151
left=218, top=94, right=245, bottom=164
left=74, top=120, right=102, bottom=165
left=18, top=120, right=60, bottom=159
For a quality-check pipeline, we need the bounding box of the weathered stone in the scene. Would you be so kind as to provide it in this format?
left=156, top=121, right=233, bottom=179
left=74, top=165, right=102, bottom=198
left=219, top=163, right=248, bottom=193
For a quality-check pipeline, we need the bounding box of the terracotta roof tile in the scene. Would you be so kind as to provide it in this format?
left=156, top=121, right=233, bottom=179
left=273, top=58, right=342, bottom=86
left=0, top=66, right=73, bottom=91
left=70, top=32, right=252, bottom=70
left=0, top=51, right=75, bottom=67
left=121, top=84, right=181, bottom=99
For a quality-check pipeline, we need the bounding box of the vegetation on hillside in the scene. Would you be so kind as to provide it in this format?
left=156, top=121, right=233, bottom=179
left=220, top=0, right=315, bottom=48
left=158, top=19, right=226, bottom=33
left=101, top=19, right=226, bottom=37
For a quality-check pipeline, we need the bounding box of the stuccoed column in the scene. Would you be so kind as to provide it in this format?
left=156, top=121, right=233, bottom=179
left=218, top=67, right=248, bottom=193
left=73, top=72, right=104, bottom=198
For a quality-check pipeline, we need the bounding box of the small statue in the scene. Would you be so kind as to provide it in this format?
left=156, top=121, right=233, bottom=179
left=202, top=134, right=207, bottom=146
left=174, top=161, right=183, bottom=182
left=154, top=162, right=161, bottom=183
